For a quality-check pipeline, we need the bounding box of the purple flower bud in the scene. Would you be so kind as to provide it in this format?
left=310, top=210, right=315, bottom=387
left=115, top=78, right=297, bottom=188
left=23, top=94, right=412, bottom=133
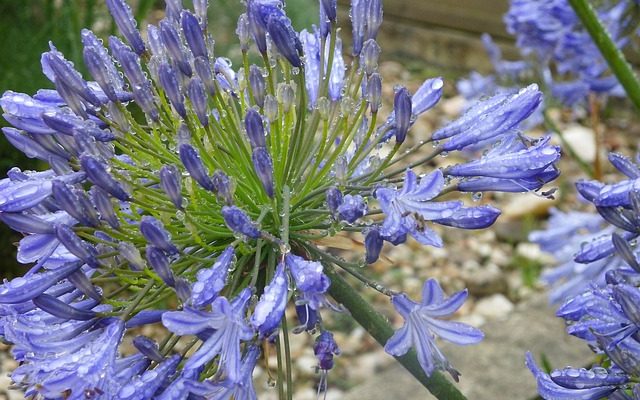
left=41, top=110, right=83, bottom=135
left=245, top=109, right=266, bottom=148
left=252, top=147, right=274, bottom=198
left=132, top=81, right=160, bottom=121
left=51, top=180, right=97, bottom=226
left=190, top=246, right=234, bottom=307
left=433, top=205, right=501, bottom=229
left=80, top=154, right=130, bottom=201
left=175, top=278, right=192, bottom=303
left=164, top=0, right=182, bottom=22
left=118, top=241, right=146, bottom=271
left=251, top=262, right=289, bottom=337
left=106, top=0, right=145, bottom=54
left=90, top=186, right=119, bottom=229
left=146, top=245, right=176, bottom=287
left=43, top=51, right=102, bottom=106
left=159, top=20, right=192, bottom=77
left=76, top=187, right=101, bottom=226
left=367, top=73, right=382, bottom=114
left=212, top=170, right=233, bottom=205
left=222, top=205, right=261, bottom=239
left=314, top=331, right=340, bottom=370
left=326, top=187, right=343, bottom=214
left=285, top=254, right=330, bottom=294
left=609, top=153, right=640, bottom=178
left=133, top=336, right=164, bottom=362
left=365, top=228, right=383, bottom=264
left=140, top=216, right=179, bottom=255
left=361, top=39, right=380, bottom=75
left=110, top=37, right=146, bottom=89
left=249, top=65, right=266, bottom=108
left=181, top=11, right=208, bottom=59
left=365, top=0, right=383, bottom=41
left=412, top=78, right=444, bottom=116
left=76, top=124, right=116, bottom=142
left=194, top=56, right=216, bottom=96
left=613, top=284, right=640, bottom=326
left=2, top=128, right=52, bottom=160
left=55, top=224, right=99, bottom=267
left=159, top=165, right=183, bottom=209
left=68, top=270, right=102, bottom=301
left=187, top=78, right=209, bottom=127
left=321, top=0, right=337, bottom=21
left=351, top=0, right=366, bottom=55
left=337, top=194, right=367, bottom=223
left=237, top=13, right=252, bottom=51
left=0, top=261, right=82, bottom=304
left=0, top=212, right=54, bottom=234
left=82, top=46, right=119, bottom=103
left=265, top=11, right=302, bottom=68
left=393, top=87, right=411, bottom=144
left=179, top=143, right=215, bottom=191
left=247, top=2, right=268, bottom=54
left=33, top=293, right=97, bottom=320
left=158, top=62, right=187, bottom=118
left=126, top=310, right=166, bottom=328
left=147, top=25, right=164, bottom=56
left=52, top=78, right=87, bottom=118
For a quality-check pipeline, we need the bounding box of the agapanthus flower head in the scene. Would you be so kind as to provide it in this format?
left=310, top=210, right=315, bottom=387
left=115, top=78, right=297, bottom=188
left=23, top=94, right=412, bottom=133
left=0, top=0, right=557, bottom=397
left=527, top=151, right=640, bottom=398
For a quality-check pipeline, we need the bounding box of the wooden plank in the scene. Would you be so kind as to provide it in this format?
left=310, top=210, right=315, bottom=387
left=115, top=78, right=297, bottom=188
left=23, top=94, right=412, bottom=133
left=338, top=0, right=511, bottom=38
left=381, top=0, right=511, bottom=39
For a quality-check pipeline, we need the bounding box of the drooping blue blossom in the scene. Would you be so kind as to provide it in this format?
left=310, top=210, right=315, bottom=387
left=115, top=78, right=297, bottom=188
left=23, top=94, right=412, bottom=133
left=375, top=169, right=462, bottom=247
left=184, top=346, right=261, bottom=400
left=526, top=352, right=628, bottom=400
left=222, top=206, right=262, bottom=239
left=162, top=289, right=255, bottom=381
left=384, top=279, right=484, bottom=380
left=190, top=246, right=234, bottom=308
left=337, top=194, right=367, bottom=223
left=251, top=262, right=289, bottom=337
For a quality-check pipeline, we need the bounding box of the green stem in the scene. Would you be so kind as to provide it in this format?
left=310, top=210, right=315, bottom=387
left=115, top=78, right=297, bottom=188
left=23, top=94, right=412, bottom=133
left=324, top=268, right=468, bottom=400
left=567, top=0, right=640, bottom=111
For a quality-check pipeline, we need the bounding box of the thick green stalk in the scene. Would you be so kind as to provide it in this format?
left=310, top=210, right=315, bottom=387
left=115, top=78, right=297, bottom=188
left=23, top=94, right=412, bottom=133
left=567, top=0, right=640, bottom=111
left=325, top=268, right=467, bottom=400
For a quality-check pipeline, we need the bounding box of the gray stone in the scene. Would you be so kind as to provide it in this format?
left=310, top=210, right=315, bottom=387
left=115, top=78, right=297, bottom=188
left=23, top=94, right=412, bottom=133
left=461, top=262, right=508, bottom=297
left=342, top=294, right=593, bottom=400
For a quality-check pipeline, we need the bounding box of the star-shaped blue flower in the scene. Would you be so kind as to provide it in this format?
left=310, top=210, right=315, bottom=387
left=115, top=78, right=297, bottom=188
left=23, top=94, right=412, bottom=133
left=384, top=279, right=483, bottom=380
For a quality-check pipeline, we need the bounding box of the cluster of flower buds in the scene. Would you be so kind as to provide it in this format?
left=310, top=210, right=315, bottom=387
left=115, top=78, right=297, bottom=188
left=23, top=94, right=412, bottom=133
left=0, top=0, right=558, bottom=397
left=528, top=153, right=640, bottom=397
left=459, top=0, right=638, bottom=109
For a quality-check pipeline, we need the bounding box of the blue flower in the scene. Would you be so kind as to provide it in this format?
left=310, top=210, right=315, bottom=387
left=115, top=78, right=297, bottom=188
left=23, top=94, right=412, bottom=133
left=446, top=135, right=560, bottom=180
left=375, top=169, right=462, bottom=247
left=185, top=346, right=260, bottom=400
left=11, top=317, right=125, bottom=399
left=384, top=279, right=483, bottom=380
left=251, top=262, right=289, bottom=337
left=526, top=352, right=627, bottom=400
left=162, top=288, right=255, bottom=382
left=190, top=246, right=235, bottom=308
